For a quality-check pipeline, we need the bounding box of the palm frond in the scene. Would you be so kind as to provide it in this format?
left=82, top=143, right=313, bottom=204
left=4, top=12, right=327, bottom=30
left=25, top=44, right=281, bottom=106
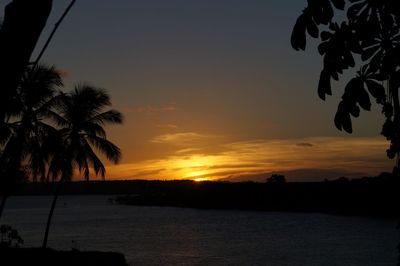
left=71, top=84, right=111, bottom=112
left=83, top=141, right=106, bottom=179
left=47, top=152, right=73, bottom=182
left=0, top=123, right=13, bottom=145
left=73, top=142, right=89, bottom=175
left=34, top=92, right=63, bottom=118
left=86, top=135, right=121, bottom=164
left=20, top=65, right=63, bottom=109
left=81, top=122, right=107, bottom=138
left=45, top=109, right=69, bottom=128
left=29, top=149, right=48, bottom=182
left=90, top=110, right=123, bottom=126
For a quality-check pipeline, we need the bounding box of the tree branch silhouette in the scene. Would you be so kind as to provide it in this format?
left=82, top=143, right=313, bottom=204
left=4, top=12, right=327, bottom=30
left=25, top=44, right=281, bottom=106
left=291, top=0, right=400, bottom=171
left=32, top=0, right=77, bottom=69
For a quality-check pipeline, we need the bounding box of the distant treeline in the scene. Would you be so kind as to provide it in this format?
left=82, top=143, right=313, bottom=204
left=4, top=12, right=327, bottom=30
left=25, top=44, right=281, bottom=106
left=15, top=173, right=399, bottom=218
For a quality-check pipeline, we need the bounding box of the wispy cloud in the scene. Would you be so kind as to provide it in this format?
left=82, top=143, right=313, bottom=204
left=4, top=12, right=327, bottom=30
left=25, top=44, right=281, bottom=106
left=296, top=142, right=314, bottom=148
left=106, top=136, right=393, bottom=182
left=156, top=124, right=178, bottom=129
left=225, top=168, right=368, bottom=183
left=150, top=132, right=221, bottom=146
left=175, top=148, right=202, bottom=154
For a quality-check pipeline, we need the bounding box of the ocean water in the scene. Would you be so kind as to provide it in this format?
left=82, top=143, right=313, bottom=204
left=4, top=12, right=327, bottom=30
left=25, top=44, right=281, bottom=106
left=1, top=195, right=398, bottom=266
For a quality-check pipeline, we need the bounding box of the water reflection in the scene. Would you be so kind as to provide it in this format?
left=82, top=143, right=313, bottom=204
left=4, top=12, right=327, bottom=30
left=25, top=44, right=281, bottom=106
left=2, top=196, right=398, bottom=266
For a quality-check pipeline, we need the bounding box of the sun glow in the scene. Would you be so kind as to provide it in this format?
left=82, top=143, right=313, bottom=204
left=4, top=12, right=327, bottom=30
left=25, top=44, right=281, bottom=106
left=173, top=155, right=216, bottom=179
left=105, top=136, right=392, bottom=182
left=193, top=177, right=211, bottom=182
left=186, top=170, right=207, bottom=178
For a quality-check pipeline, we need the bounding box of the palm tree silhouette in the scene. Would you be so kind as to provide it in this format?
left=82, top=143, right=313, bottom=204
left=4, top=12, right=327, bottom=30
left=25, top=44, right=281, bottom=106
left=42, top=85, right=123, bottom=248
left=0, top=65, right=62, bottom=220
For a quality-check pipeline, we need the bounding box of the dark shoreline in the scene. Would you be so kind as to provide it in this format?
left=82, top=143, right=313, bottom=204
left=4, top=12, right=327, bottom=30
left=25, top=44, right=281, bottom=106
left=113, top=178, right=399, bottom=219
left=13, top=175, right=400, bottom=218
left=0, top=248, right=128, bottom=266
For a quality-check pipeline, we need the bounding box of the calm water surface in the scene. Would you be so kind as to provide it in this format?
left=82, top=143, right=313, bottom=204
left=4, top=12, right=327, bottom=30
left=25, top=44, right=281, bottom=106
left=1, top=195, right=398, bottom=266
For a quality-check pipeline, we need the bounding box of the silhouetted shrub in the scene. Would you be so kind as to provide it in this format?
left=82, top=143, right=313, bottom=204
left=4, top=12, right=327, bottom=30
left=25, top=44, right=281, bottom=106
left=267, top=174, right=286, bottom=184
left=0, top=224, right=23, bottom=248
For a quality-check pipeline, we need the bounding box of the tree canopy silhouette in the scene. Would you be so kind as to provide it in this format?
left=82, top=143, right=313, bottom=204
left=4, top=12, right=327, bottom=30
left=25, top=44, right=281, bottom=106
left=0, top=0, right=123, bottom=254
left=0, top=0, right=53, bottom=221
left=291, top=1, right=400, bottom=169
left=0, top=65, right=61, bottom=219
left=0, top=0, right=76, bottom=222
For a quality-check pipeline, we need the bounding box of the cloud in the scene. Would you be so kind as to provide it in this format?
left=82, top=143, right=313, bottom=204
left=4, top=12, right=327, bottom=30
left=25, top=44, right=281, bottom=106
left=127, top=169, right=166, bottom=179
left=227, top=137, right=391, bottom=177
left=156, top=124, right=178, bottom=129
left=151, top=132, right=204, bottom=143
left=224, top=168, right=368, bottom=183
left=105, top=163, right=166, bottom=180
left=106, top=136, right=393, bottom=182
left=208, top=163, right=263, bottom=170
left=175, top=148, right=202, bottom=154
left=150, top=132, right=220, bottom=146
left=296, top=142, right=313, bottom=148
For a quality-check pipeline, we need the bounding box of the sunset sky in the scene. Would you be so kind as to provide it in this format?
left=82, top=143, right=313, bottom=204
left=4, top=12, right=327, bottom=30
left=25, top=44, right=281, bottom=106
left=3, top=1, right=394, bottom=181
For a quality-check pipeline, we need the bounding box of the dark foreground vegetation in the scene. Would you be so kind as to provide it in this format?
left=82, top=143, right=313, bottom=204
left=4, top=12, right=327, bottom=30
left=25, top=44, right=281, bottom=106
left=0, top=248, right=128, bottom=266
left=17, top=173, right=400, bottom=218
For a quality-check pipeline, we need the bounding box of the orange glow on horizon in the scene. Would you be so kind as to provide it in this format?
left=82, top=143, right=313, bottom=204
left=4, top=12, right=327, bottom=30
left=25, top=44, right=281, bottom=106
left=193, top=177, right=211, bottom=182
left=172, top=155, right=217, bottom=180
left=102, top=136, right=393, bottom=182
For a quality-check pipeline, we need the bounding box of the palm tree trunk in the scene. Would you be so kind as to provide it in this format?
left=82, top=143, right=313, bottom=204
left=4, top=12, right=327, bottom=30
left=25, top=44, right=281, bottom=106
left=0, top=195, right=8, bottom=221
left=42, top=178, right=63, bottom=248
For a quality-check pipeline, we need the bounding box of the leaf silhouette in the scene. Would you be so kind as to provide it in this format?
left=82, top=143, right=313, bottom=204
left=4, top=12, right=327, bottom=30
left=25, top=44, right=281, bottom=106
left=330, top=0, right=345, bottom=10
left=309, top=0, right=334, bottom=25
left=365, top=80, right=385, bottom=103
left=349, top=104, right=360, bottom=118
left=291, top=11, right=308, bottom=50
left=361, top=46, right=378, bottom=61
left=357, top=86, right=371, bottom=111
left=344, top=77, right=371, bottom=111
left=318, top=70, right=332, bottom=100
left=335, top=101, right=353, bottom=133
left=307, top=20, right=319, bottom=38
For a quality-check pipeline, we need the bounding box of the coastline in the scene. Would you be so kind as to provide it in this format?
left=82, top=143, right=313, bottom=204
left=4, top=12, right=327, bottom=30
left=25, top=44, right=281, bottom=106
left=8, top=175, right=400, bottom=218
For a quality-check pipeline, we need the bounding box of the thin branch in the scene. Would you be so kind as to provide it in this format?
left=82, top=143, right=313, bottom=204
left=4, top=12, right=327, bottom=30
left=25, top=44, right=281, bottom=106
left=32, top=0, right=77, bottom=69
